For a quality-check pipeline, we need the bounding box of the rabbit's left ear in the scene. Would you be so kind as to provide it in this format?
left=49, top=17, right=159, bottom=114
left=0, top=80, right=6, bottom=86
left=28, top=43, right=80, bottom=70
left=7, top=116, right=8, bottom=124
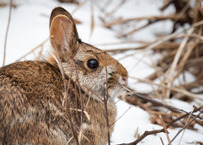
left=49, top=7, right=79, bottom=60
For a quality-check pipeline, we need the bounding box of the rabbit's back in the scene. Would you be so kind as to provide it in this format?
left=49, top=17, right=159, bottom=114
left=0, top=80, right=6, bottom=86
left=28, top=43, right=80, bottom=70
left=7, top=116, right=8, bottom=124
left=0, top=61, right=70, bottom=144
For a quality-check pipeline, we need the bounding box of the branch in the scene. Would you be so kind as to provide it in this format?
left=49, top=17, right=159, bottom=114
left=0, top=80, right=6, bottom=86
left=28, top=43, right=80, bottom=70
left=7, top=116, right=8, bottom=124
left=126, top=93, right=190, bottom=114
left=104, top=53, right=111, bottom=145
left=119, top=129, right=164, bottom=145
left=103, top=14, right=186, bottom=28
left=3, top=0, right=12, bottom=66
left=118, top=106, right=202, bottom=145
left=170, top=109, right=203, bottom=144
left=15, top=37, right=49, bottom=62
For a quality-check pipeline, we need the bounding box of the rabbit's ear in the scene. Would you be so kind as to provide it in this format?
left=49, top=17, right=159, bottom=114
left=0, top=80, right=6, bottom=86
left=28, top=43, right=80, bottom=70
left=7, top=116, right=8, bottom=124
left=49, top=7, right=75, bottom=28
left=50, top=7, right=79, bottom=60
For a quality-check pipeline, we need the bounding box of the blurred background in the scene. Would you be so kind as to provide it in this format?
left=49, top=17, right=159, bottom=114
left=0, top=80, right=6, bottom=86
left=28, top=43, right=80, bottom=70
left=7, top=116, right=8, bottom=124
left=0, top=0, right=203, bottom=144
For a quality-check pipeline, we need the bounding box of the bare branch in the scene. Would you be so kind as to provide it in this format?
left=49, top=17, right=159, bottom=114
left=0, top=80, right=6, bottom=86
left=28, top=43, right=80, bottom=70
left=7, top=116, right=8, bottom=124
left=3, top=0, right=12, bottom=66
left=170, top=109, right=202, bottom=144
left=15, top=38, right=49, bottom=62
left=104, top=52, right=111, bottom=145
left=118, top=106, right=202, bottom=145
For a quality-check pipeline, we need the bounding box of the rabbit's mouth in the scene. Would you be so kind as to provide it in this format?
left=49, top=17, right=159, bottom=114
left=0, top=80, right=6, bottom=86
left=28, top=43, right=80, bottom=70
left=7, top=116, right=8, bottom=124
left=106, top=76, right=128, bottom=100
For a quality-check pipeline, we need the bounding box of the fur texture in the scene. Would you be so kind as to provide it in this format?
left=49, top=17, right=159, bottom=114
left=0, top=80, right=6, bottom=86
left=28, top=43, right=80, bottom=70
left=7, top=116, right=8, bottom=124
left=0, top=7, right=128, bottom=145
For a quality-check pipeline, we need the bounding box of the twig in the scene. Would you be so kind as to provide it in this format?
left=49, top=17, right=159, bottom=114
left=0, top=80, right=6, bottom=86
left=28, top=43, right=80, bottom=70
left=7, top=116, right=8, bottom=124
left=165, top=27, right=195, bottom=98
left=118, top=106, right=203, bottom=145
left=174, top=36, right=198, bottom=79
left=71, top=0, right=89, bottom=15
left=15, top=38, right=49, bottom=62
left=89, top=0, right=95, bottom=41
left=93, top=40, right=149, bottom=46
left=130, top=76, right=203, bottom=101
left=159, top=115, right=171, bottom=145
left=160, top=137, right=165, bottom=145
left=178, top=110, right=193, bottom=145
left=105, top=42, right=180, bottom=53
left=104, top=52, right=111, bottom=145
left=126, top=92, right=203, bottom=120
left=110, top=106, right=131, bottom=127
left=160, top=0, right=172, bottom=11
left=3, top=0, right=12, bottom=66
left=103, top=14, right=186, bottom=28
left=120, top=29, right=185, bottom=67
left=193, top=20, right=203, bottom=27
left=105, top=0, right=127, bottom=18
left=127, top=93, right=185, bottom=114
left=118, top=21, right=154, bottom=38
left=170, top=109, right=202, bottom=144
left=119, top=129, right=164, bottom=145
left=166, top=106, right=203, bottom=128
left=105, top=45, right=148, bottom=53
left=171, top=0, right=191, bottom=32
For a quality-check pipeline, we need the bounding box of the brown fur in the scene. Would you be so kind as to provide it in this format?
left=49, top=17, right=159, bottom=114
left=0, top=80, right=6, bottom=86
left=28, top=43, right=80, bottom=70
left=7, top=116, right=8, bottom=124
left=0, top=7, right=128, bottom=145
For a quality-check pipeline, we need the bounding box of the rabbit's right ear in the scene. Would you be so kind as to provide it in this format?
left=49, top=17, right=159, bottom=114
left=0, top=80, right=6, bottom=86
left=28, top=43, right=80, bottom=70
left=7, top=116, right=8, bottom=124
left=49, top=7, right=79, bottom=60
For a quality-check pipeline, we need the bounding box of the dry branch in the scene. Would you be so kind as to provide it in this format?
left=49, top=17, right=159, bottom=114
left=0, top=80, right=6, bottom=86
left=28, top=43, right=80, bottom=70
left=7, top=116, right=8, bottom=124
left=159, top=116, right=171, bottom=145
left=125, top=93, right=202, bottom=119
left=15, top=38, right=49, bottom=62
left=103, top=15, right=186, bottom=28
left=170, top=110, right=202, bottom=143
left=3, top=0, right=12, bottom=66
left=118, top=106, right=202, bottom=145
left=165, top=27, right=195, bottom=98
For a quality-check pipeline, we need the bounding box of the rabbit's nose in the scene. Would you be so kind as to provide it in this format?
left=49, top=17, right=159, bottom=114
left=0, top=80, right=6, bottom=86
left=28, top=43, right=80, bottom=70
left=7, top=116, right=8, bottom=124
left=122, top=77, right=127, bottom=82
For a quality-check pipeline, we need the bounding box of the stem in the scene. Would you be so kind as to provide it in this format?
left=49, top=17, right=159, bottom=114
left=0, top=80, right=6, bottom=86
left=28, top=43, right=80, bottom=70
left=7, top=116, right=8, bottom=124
left=104, top=52, right=111, bottom=145
left=3, top=0, right=12, bottom=66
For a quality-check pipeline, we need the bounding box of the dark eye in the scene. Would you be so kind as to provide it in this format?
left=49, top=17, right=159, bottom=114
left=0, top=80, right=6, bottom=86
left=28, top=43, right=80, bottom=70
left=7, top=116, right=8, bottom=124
left=87, top=59, right=99, bottom=69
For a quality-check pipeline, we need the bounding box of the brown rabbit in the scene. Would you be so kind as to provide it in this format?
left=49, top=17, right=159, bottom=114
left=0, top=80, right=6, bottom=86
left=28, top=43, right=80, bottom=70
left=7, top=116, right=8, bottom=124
left=0, top=7, right=128, bottom=145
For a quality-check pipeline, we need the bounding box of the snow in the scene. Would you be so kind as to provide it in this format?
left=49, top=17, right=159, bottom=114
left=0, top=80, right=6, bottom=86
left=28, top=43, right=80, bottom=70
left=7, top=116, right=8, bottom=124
left=0, top=0, right=202, bottom=144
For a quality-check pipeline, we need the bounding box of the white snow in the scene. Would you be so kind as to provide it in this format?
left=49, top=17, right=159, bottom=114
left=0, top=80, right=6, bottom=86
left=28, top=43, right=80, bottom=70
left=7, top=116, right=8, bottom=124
left=0, top=0, right=202, bottom=144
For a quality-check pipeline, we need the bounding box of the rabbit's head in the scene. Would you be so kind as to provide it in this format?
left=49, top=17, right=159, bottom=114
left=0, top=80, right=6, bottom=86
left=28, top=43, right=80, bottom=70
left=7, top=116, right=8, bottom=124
left=49, top=7, right=128, bottom=101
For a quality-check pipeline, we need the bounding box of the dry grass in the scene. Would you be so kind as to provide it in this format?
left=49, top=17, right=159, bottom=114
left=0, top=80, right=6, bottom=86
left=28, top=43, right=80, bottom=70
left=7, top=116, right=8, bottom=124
left=1, top=0, right=203, bottom=144
left=100, top=0, right=203, bottom=100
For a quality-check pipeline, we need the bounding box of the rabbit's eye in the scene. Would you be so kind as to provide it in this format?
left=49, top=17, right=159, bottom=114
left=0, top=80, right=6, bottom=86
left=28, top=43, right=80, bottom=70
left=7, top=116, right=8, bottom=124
left=87, top=59, right=99, bottom=69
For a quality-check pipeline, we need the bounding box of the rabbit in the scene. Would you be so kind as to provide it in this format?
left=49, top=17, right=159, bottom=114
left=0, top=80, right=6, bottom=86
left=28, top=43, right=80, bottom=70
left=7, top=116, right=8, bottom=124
left=0, top=7, right=128, bottom=145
